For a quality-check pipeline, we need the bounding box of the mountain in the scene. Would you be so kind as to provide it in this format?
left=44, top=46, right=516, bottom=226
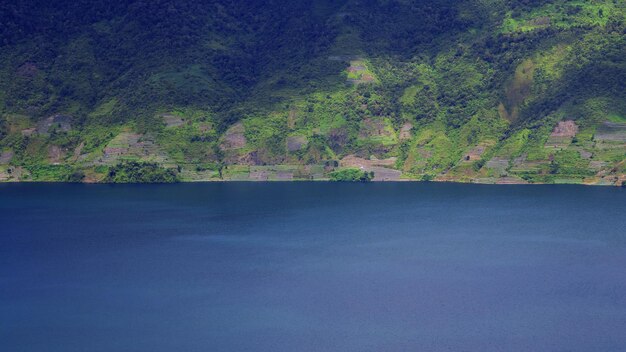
left=1, top=0, right=625, bottom=185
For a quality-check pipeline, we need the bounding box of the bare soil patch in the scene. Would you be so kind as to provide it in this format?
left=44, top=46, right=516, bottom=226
left=461, top=145, right=487, bottom=163
left=37, top=115, right=72, bottom=135
left=528, top=16, right=551, bottom=27
left=595, top=122, right=626, bottom=142
left=16, top=62, right=39, bottom=78
left=399, top=123, right=413, bottom=141
left=245, top=165, right=301, bottom=181
left=341, top=155, right=396, bottom=168
left=551, top=120, right=579, bottom=137
left=287, top=108, right=297, bottom=130
left=486, top=157, right=509, bottom=175
left=48, top=145, right=65, bottom=164
left=161, top=114, right=185, bottom=128
left=511, top=153, right=547, bottom=173
left=276, top=171, right=294, bottom=180
left=495, top=176, right=528, bottom=185
left=359, top=118, right=392, bottom=139
left=249, top=169, right=270, bottom=181
left=220, top=123, right=246, bottom=150
left=590, top=160, right=609, bottom=171
left=543, top=121, right=579, bottom=150
left=72, top=142, right=85, bottom=162
left=224, top=150, right=263, bottom=166
left=573, top=148, right=593, bottom=159
left=21, top=128, right=36, bottom=137
left=2, top=166, right=27, bottom=181
left=100, top=133, right=167, bottom=165
left=340, top=155, right=401, bottom=181
left=0, top=151, right=14, bottom=164
left=287, top=136, right=308, bottom=152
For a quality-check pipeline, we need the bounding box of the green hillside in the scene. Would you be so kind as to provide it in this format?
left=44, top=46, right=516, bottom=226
left=1, top=0, right=625, bottom=185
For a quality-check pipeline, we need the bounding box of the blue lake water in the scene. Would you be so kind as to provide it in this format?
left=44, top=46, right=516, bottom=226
left=1, top=183, right=626, bottom=352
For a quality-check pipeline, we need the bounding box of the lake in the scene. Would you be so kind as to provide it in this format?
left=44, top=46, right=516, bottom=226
left=1, top=183, right=625, bottom=351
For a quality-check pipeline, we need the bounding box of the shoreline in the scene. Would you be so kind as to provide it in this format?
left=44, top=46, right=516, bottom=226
left=1, top=178, right=624, bottom=187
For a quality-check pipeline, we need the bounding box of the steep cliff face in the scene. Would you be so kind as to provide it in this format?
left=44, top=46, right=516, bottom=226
left=1, top=0, right=625, bottom=184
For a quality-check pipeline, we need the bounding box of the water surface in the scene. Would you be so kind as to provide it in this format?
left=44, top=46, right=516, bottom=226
left=1, top=183, right=625, bottom=351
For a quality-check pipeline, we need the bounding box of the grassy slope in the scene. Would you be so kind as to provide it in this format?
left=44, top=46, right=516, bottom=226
left=0, top=0, right=625, bottom=185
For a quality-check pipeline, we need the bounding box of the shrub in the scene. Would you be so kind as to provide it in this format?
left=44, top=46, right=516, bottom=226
left=105, top=161, right=178, bottom=183
left=329, top=168, right=374, bottom=182
left=66, top=169, right=85, bottom=183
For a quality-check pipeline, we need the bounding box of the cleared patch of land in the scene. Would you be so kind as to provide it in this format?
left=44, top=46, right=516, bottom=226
left=341, top=155, right=401, bottom=181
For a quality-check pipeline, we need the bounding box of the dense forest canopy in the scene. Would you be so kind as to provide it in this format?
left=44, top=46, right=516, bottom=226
left=0, top=0, right=624, bottom=184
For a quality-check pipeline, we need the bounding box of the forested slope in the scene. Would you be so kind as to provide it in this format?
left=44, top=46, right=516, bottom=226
left=1, top=0, right=624, bottom=184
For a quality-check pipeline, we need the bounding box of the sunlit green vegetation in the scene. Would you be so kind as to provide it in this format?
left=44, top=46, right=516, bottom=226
left=330, top=168, right=374, bottom=182
left=0, top=0, right=624, bottom=184
left=105, top=161, right=179, bottom=183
